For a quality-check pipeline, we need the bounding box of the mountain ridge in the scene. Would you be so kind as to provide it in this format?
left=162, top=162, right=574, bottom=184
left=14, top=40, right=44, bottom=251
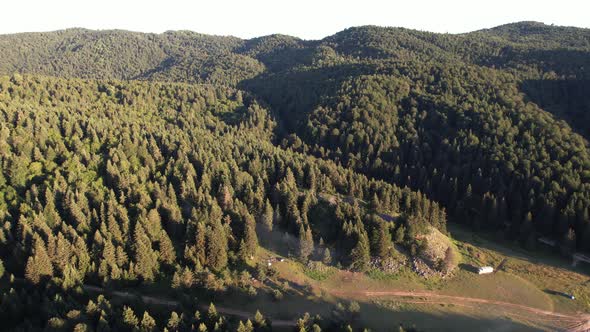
left=0, top=21, right=589, bottom=252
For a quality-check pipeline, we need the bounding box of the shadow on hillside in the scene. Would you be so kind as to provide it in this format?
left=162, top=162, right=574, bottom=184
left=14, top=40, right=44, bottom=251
left=449, top=223, right=590, bottom=278
left=479, top=48, right=590, bottom=78
left=520, top=78, right=590, bottom=141
left=238, top=39, right=318, bottom=72
left=212, top=278, right=549, bottom=331
left=544, top=289, right=576, bottom=300
left=238, top=62, right=383, bottom=131
left=5, top=274, right=553, bottom=331
left=355, top=300, right=548, bottom=332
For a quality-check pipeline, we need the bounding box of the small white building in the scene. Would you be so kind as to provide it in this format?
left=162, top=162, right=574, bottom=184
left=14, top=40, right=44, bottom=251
left=477, top=266, right=494, bottom=274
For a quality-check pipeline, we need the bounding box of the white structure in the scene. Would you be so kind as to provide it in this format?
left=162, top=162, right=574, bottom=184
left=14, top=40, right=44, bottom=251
left=477, top=266, right=494, bottom=274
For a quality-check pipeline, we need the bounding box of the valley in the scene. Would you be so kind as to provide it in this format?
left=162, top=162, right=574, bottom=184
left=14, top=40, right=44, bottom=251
left=0, top=21, right=589, bottom=331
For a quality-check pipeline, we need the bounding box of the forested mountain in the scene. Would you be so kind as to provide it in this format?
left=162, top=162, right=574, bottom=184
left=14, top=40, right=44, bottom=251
left=0, top=74, right=439, bottom=330
left=0, top=22, right=590, bottom=330
left=246, top=23, right=590, bottom=252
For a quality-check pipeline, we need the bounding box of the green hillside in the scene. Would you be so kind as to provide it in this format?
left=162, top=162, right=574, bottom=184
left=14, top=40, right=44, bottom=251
left=1, top=22, right=590, bottom=331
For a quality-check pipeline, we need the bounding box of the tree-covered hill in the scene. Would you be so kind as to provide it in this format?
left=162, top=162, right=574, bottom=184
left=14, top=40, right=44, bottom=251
left=0, top=74, right=443, bottom=330
left=0, top=22, right=589, bottom=254
left=2, top=21, right=590, bottom=331
left=0, top=29, right=264, bottom=85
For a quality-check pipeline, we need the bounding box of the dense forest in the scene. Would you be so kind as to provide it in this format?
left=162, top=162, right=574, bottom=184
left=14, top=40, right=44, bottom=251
left=0, top=75, right=438, bottom=330
left=0, top=21, right=589, bottom=330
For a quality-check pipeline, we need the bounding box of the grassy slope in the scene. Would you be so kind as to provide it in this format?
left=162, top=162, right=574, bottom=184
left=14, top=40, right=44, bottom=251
left=239, top=224, right=590, bottom=331
left=449, top=225, right=590, bottom=313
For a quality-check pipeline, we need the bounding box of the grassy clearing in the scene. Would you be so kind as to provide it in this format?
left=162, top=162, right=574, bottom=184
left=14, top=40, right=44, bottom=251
left=243, top=227, right=589, bottom=331
left=449, top=224, right=590, bottom=313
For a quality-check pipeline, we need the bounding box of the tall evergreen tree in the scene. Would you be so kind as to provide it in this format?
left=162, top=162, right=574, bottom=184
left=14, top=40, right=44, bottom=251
left=298, top=224, right=314, bottom=262
left=350, top=228, right=371, bottom=272
left=206, top=219, right=228, bottom=272
left=25, top=238, right=54, bottom=284
left=239, top=213, right=258, bottom=260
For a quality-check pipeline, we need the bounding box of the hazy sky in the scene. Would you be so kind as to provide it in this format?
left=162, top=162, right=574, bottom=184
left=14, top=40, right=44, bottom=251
left=2, top=0, right=589, bottom=39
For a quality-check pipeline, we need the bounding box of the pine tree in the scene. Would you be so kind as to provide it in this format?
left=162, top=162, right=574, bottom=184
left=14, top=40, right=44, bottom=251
left=207, top=303, right=218, bottom=322
left=167, top=312, right=181, bottom=331
left=261, top=200, right=274, bottom=233
left=61, top=264, right=81, bottom=290
left=122, top=306, right=139, bottom=330
left=372, top=219, right=392, bottom=260
left=244, top=320, right=254, bottom=332
left=306, top=165, right=317, bottom=191
left=25, top=238, right=54, bottom=284
left=133, top=222, right=159, bottom=282
left=284, top=168, right=297, bottom=189
left=140, top=311, right=157, bottom=332
left=298, top=224, right=314, bottom=262
left=180, top=266, right=194, bottom=288
left=159, top=230, right=177, bottom=265
left=253, top=310, right=267, bottom=329
left=370, top=193, right=380, bottom=212
left=195, top=220, right=207, bottom=267
left=43, top=189, right=62, bottom=228
left=217, top=184, right=233, bottom=210
left=206, top=219, right=228, bottom=272
left=146, top=208, right=163, bottom=240
left=53, top=233, right=72, bottom=274
left=350, top=229, right=370, bottom=272
left=239, top=213, right=258, bottom=260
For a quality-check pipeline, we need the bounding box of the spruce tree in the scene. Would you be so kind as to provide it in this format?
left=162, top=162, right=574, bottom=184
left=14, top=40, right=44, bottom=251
left=239, top=213, right=258, bottom=260
left=140, top=311, right=157, bottom=332
left=206, top=219, right=228, bottom=272
left=194, top=221, right=207, bottom=267
left=122, top=306, right=139, bottom=330
left=298, top=224, right=314, bottom=262
left=372, top=219, right=392, bottom=260
left=133, top=223, right=159, bottom=282
left=262, top=200, right=274, bottom=233
left=159, top=230, right=177, bottom=265
left=25, top=238, right=54, bottom=284
left=370, top=193, right=380, bottom=212
left=167, top=312, right=181, bottom=331
left=253, top=310, right=267, bottom=329
left=350, top=228, right=371, bottom=272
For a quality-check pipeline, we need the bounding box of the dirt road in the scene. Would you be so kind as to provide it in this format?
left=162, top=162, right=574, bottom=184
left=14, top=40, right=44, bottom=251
left=83, top=285, right=295, bottom=327
left=331, top=289, right=590, bottom=331
left=83, top=283, right=589, bottom=331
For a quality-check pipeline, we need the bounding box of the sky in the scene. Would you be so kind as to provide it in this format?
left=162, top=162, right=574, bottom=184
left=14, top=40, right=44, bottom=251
left=2, top=0, right=589, bottom=39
